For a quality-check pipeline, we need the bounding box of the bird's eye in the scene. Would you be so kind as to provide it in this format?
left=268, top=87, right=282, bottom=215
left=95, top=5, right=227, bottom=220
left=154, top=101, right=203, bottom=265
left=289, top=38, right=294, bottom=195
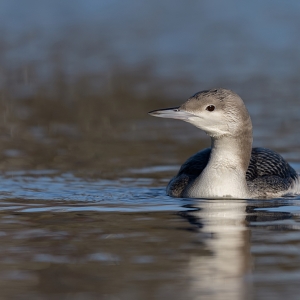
left=206, top=105, right=215, bottom=112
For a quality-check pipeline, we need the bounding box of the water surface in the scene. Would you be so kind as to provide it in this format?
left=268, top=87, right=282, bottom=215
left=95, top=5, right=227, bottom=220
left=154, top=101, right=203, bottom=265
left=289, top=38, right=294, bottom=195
left=0, top=170, right=299, bottom=299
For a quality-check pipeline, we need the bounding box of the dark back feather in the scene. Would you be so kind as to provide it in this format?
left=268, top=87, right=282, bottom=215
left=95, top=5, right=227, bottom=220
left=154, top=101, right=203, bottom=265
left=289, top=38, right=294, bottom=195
left=175, top=147, right=297, bottom=181
left=177, top=148, right=211, bottom=177
left=246, top=147, right=297, bottom=181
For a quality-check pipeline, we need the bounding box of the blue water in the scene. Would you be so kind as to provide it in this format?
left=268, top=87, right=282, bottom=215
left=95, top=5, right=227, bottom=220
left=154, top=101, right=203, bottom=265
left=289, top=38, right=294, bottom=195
left=0, top=168, right=299, bottom=216
left=0, top=170, right=190, bottom=212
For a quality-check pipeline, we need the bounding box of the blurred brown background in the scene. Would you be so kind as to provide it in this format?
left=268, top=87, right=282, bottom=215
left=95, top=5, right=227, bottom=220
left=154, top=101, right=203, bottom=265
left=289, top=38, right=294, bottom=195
left=0, top=0, right=299, bottom=178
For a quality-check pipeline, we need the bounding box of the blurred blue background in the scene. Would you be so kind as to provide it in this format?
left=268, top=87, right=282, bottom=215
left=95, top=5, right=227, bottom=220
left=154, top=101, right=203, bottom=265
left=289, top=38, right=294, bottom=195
left=2, top=0, right=300, bottom=96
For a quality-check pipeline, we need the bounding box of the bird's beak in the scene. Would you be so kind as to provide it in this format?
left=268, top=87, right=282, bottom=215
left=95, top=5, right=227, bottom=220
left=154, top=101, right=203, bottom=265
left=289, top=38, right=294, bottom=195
left=148, top=107, right=195, bottom=120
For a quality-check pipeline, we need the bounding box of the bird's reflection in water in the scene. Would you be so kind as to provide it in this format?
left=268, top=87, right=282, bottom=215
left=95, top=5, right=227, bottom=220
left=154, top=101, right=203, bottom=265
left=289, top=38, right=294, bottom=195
left=179, top=199, right=293, bottom=300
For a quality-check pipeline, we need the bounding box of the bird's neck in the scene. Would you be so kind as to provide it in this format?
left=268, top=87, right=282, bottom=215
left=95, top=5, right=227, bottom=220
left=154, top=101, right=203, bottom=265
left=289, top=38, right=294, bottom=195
left=210, top=133, right=253, bottom=173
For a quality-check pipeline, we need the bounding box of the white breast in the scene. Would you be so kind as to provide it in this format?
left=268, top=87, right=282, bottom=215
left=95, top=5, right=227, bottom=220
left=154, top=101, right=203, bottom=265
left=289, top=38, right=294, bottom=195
left=184, top=166, right=250, bottom=199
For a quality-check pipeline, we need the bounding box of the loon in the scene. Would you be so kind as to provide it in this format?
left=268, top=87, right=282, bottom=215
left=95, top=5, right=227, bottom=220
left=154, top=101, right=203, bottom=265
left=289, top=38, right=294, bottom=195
left=149, top=88, right=300, bottom=199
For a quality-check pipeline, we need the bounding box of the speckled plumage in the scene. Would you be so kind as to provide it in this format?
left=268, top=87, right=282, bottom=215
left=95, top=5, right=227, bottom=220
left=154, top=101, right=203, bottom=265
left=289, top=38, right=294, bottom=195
left=167, top=147, right=299, bottom=198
